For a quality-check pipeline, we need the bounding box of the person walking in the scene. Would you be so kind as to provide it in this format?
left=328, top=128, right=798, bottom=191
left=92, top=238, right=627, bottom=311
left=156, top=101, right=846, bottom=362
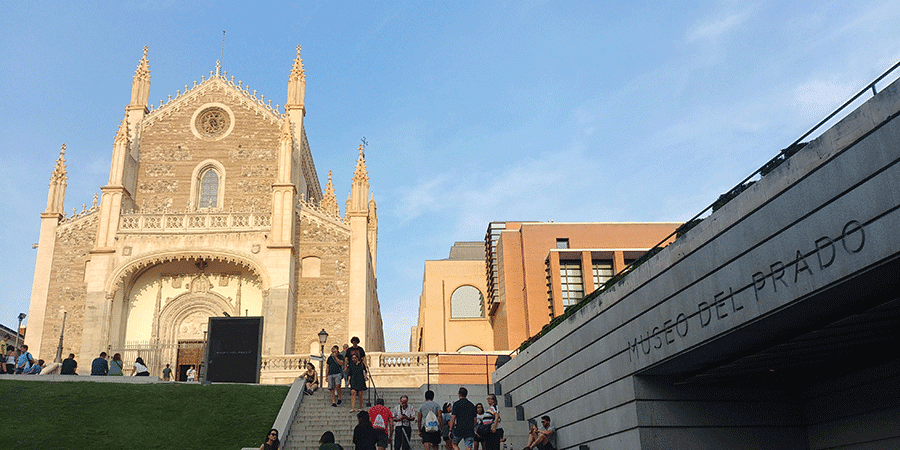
left=448, top=387, right=477, bottom=450
left=369, top=398, right=393, bottom=450
left=483, top=395, right=503, bottom=450
left=417, top=390, right=443, bottom=450
left=354, top=410, right=379, bottom=450
left=348, top=353, right=367, bottom=412
left=162, top=363, right=172, bottom=381
left=392, top=395, right=416, bottom=450
left=326, top=345, right=345, bottom=406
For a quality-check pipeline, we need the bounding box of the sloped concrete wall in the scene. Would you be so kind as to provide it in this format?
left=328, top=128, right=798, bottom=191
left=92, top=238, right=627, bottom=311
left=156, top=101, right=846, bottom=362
left=493, top=76, right=900, bottom=450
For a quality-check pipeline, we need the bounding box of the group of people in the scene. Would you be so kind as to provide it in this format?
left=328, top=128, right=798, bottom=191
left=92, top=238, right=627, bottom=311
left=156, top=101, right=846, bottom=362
left=4, top=344, right=43, bottom=374
left=71, top=352, right=195, bottom=380
left=86, top=352, right=152, bottom=376
left=260, top=384, right=556, bottom=450
left=441, top=387, right=508, bottom=450
left=302, top=336, right=370, bottom=412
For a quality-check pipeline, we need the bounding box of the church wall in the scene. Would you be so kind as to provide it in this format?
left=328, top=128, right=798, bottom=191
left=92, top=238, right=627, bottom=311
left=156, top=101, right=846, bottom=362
left=122, top=260, right=264, bottom=343
left=38, top=212, right=99, bottom=361
left=294, top=211, right=351, bottom=354
left=365, top=248, right=385, bottom=351
left=137, top=85, right=281, bottom=212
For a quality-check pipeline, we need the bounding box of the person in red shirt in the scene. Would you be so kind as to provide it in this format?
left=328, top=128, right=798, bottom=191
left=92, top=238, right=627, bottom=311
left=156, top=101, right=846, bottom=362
left=369, top=398, right=394, bottom=450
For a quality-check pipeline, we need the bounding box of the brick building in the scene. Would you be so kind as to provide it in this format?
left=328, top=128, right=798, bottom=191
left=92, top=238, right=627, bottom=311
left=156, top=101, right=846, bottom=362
left=413, top=221, right=679, bottom=352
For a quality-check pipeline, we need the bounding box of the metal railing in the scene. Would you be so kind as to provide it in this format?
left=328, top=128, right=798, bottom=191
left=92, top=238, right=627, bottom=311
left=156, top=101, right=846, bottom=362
left=641, top=58, right=900, bottom=279
left=518, top=59, right=900, bottom=351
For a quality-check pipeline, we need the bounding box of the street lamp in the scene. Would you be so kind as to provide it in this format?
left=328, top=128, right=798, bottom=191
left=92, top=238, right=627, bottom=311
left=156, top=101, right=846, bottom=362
left=15, top=313, right=26, bottom=350
left=55, top=310, right=67, bottom=363
left=317, top=329, right=328, bottom=384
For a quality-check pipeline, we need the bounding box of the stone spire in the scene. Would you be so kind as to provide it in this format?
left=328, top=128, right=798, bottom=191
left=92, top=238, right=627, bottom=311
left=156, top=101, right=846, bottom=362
left=367, top=193, right=378, bottom=273
left=348, top=144, right=370, bottom=214
left=107, top=119, right=129, bottom=186
left=45, top=144, right=67, bottom=214
left=129, top=46, right=151, bottom=109
left=320, top=171, right=339, bottom=217
left=286, top=45, right=306, bottom=111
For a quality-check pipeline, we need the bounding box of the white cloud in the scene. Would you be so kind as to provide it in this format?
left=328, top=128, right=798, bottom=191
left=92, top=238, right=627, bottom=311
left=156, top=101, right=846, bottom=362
left=686, top=9, right=752, bottom=43
left=792, top=76, right=862, bottom=120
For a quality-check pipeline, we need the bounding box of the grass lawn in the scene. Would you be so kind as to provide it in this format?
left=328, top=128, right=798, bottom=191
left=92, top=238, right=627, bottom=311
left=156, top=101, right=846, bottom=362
left=0, top=379, right=290, bottom=450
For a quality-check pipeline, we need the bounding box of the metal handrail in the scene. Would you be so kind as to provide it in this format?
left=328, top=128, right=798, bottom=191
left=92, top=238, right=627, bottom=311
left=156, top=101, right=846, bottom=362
left=516, top=59, right=900, bottom=352
left=615, top=58, right=900, bottom=286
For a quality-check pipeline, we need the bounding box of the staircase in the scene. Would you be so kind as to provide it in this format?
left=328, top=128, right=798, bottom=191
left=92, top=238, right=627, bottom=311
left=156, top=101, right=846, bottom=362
left=286, top=386, right=424, bottom=450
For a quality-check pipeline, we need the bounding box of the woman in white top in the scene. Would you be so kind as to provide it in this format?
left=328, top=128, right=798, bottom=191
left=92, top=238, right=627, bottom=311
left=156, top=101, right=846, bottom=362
left=133, top=357, right=150, bottom=376
left=485, top=394, right=503, bottom=450
left=5, top=346, right=16, bottom=374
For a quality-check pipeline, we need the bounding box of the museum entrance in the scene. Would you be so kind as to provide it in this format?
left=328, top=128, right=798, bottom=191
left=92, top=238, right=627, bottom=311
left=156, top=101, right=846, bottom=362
left=175, top=340, right=204, bottom=381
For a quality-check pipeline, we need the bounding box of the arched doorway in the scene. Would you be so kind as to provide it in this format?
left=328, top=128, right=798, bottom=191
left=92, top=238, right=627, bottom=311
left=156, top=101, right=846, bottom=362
left=108, top=257, right=266, bottom=378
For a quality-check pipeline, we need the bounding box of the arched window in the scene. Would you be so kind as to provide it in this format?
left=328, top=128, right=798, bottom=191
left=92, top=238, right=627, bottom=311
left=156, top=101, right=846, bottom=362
left=198, top=168, right=219, bottom=209
left=190, top=160, right=226, bottom=211
left=450, top=285, right=485, bottom=319
left=458, top=345, right=482, bottom=353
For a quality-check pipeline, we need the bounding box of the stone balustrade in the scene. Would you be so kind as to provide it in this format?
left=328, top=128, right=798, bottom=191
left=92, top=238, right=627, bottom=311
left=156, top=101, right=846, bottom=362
left=118, top=210, right=271, bottom=234
left=260, top=352, right=514, bottom=387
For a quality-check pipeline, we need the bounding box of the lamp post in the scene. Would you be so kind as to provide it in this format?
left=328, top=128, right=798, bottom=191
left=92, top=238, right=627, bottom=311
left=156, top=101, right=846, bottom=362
left=15, top=313, right=26, bottom=350
left=55, top=311, right=67, bottom=363
left=317, top=329, right=328, bottom=385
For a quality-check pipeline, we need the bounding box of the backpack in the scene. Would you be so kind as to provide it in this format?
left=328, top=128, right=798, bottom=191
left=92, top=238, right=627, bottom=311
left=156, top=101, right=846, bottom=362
left=424, top=409, right=440, bottom=433
left=372, top=412, right=387, bottom=430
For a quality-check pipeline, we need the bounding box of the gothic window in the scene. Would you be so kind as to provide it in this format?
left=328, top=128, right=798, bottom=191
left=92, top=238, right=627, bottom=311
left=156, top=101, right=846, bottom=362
left=198, top=168, right=219, bottom=209
left=450, top=285, right=485, bottom=319
left=191, top=160, right=226, bottom=211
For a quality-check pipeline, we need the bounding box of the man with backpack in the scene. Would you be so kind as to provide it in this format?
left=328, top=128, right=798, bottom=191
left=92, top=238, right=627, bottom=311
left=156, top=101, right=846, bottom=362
left=15, top=345, right=33, bottom=374
left=417, top=390, right=443, bottom=450
left=369, top=398, right=393, bottom=450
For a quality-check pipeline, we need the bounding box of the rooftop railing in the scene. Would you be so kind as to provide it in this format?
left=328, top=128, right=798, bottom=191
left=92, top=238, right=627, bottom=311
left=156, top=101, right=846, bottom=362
left=519, top=58, right=900, bottom=351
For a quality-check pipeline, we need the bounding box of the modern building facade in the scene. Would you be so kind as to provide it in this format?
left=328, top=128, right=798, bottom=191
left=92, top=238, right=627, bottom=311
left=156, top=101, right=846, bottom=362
left=493, top=66, right=900, bottom=450
left=413, top=222, right=680, bottom=352
left=25, top=47, right=384, bottom=377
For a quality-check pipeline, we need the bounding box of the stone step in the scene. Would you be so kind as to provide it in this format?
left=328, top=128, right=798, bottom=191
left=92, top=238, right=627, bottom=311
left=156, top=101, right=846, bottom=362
left=287, top=387, right=424, bottom=450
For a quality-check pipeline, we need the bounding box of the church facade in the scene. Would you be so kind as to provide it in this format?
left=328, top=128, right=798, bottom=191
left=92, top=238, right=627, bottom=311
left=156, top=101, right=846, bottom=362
left=25, top=47, right=384, bottom=377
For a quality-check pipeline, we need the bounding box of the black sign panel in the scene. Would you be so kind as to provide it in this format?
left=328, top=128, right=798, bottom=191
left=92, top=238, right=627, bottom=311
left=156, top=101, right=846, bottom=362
left=205, top=317, right=263, bottom=383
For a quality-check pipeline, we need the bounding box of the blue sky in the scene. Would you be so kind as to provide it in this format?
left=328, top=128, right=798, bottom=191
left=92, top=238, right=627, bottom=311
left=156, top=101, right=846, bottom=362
left=1, top=1, right=898, bottom=352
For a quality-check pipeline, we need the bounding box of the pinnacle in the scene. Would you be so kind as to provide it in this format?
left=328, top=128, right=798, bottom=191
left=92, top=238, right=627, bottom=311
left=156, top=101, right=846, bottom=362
left=291, top=45, right=305, bottom=80
left=134, top=46, right=151, bottom=79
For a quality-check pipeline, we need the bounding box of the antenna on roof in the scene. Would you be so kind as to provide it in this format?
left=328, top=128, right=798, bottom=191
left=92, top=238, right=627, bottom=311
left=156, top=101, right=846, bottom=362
left=220, top=30, right=226, bottom=74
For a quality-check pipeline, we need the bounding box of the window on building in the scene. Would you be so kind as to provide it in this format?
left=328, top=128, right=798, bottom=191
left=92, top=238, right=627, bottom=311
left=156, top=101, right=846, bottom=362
left=556, top=238, right=569, bottom=249
left=450, top=285, right=485, bottom=318
left=592, top=260, right=614, bottom=289
left=457, top=345, right=482, bottom=352
left=301, top=256, right=321, bottom=278
left=198, top=168, right=219, bottom=209
left=559, top=261, right=584, bottom=307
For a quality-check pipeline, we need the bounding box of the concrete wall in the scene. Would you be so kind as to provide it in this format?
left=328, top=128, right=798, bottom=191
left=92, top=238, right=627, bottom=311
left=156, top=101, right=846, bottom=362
left=493, top=75, right=900, bottom=449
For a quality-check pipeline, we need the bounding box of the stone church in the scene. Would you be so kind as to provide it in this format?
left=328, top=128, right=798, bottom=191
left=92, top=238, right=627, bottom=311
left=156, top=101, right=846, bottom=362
left=25, top=46, right=384, bottom=377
